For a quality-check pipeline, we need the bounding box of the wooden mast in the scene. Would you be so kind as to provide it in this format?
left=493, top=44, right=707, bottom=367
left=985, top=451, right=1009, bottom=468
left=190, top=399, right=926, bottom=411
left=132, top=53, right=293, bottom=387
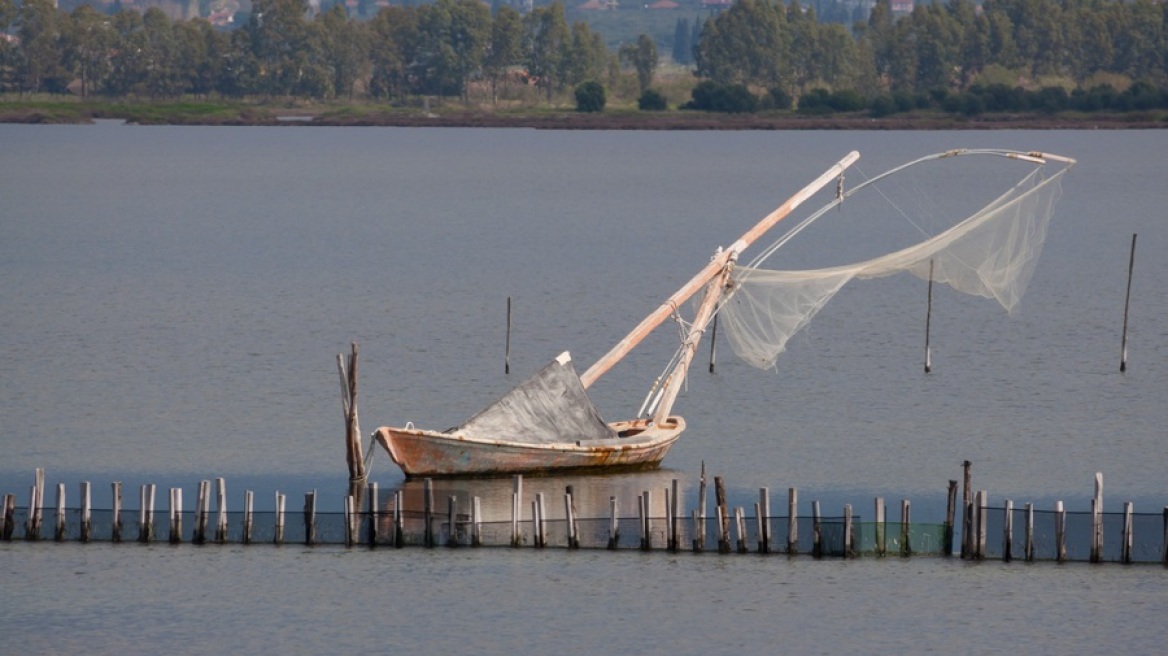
left=580, top=151, right=860, bottom=389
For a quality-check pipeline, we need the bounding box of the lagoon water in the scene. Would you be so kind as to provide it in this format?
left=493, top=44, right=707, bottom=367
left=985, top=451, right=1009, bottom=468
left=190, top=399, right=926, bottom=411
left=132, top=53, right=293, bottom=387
left=1, top=125, right=1165, bottom=654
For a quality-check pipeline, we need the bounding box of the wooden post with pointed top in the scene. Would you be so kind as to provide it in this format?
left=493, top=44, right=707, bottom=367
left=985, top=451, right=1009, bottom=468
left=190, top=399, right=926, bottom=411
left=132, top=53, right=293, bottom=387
left=1120, top=234, right=1136, bottom=372
left=339, top=342, right=365, bottom=484
left=715, top=477, right=730, bottom=553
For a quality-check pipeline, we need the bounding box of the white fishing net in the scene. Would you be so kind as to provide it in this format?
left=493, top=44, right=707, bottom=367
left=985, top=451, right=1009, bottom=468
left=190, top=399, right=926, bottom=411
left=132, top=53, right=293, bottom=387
left=718, top=150, right=1074, bottom=370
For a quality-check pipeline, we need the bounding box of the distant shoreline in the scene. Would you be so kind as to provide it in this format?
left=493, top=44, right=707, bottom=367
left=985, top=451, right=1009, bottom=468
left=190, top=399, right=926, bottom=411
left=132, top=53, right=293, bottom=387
left=2, top=103, right=1164, bottom=130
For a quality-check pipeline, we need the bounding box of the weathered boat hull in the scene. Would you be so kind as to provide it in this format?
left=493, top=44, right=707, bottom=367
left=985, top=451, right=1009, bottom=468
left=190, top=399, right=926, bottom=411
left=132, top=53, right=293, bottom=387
left=374, top=417, right=685, bottom=478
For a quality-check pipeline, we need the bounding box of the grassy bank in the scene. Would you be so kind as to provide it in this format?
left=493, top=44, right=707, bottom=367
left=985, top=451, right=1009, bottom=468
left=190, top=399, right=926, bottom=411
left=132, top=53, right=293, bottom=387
left=2, top=98, right=1165, bottom=130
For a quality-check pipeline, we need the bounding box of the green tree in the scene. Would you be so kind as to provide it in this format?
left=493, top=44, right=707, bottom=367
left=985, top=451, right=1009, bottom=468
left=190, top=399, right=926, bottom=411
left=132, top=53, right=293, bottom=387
left=573, top=79, right=604, bottom=112
left=16, top=0, right=68, bottom=93
left=619, top=33, right=657, bottom=94
left=316, top=5, right=368, bottom=100
left=483, top=4, right=522, bottom=104
left=247, top=0, right=311, bottom=97
left=368, top=6, right=418, bottom=102
left=523, top=1, right=570, bottom=103
left=106, top=9, right=146, bottom=96
left=64, top=5, right=112, bottom=98
left=563, top=21, right=606, bottom=89
left=694, top=0, right=788, bottom=89
left=671, top=18, right=690, bottom=66
left=140, top=7, right=182, bottom=98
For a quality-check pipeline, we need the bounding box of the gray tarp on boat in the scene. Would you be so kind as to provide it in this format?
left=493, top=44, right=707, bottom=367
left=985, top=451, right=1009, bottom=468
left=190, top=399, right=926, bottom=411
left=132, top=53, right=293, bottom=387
left=450, top=352, right=617, bottom=444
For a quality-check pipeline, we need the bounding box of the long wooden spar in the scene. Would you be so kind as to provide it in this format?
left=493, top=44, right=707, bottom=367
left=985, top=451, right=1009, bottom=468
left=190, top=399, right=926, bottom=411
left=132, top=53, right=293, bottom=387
left=580, top=151, right=861, bottom=389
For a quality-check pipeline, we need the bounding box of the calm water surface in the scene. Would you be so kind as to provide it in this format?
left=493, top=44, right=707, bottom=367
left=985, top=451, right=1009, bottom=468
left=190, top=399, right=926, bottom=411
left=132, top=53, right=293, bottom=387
left=1, top=125, right=1165, bottom=654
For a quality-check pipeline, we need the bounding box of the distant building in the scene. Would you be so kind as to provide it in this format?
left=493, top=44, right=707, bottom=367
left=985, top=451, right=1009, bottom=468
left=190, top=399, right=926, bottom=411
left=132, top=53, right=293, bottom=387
left=648, top=0, right=679, bottom=8
left=891, top=0, right=913, bottom=13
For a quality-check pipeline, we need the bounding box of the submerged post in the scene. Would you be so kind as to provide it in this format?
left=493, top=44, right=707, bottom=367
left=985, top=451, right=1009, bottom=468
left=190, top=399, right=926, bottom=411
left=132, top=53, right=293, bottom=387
left=472, top=497, right=482, bottom=547
left=715, top=477, right=730, bottom=553
left=168, top=488, right=183, bottom=544
left=366, top=482, right=378, bottom=548
left=875, top=497, right=886, bottom=557
left=785, top=487, right=796, bottom=555
left=393, top=490, right=403, bottom=548
left=1003, top=500, right=1014, bottom=562
left=1055, top=501, right=1067, bottom=563
left=944, top=480, right=957, bottom=556
left=111, top=481, right=123, bottom=543
left=446, top=496, right=458, bottom=547
left=565, top=491, right=578, bottom=549
left=215, top=478, right=227, bottom=543
left=1, top=494, right=14, bottom=541
left=1091, top=472, right=1104, bottom=563
left=697, top=462, right=707, bottom=551
left=811, top=501, right=822, bottom=558
left=1025, top=503, right=1035, bottom=562
left=511, top=475, right=522, bottom=547
left=274, top=492, right=286, bottom=545
left=961, top=461, right=972, bottom=559
left=304, top=490, right=316, bottom=547
left=670, top=479, right=680, bottom=552
left=608, top=496, right=619, bottom=550
left=244, top=490, right=254, bottom=545
left=54, top=483, right=65, bottom=541
left=900, top=499, right=911, bottom=557
left=194, top=480, right=209, bottom=544
left=423, top=478, right=434, bottom=548
left=80, top=482, right=91, bottom=543
left=1120, top=234, right=1137, bottom=373
left=1121, top=502, right=1133, bottom=564
left=843, top=504, right=854, bottom=558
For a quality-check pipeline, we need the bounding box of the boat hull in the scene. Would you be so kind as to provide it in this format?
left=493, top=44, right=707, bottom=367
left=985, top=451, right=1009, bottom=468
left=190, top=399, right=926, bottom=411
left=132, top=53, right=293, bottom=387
left=374, top=417, right=685, bottom=478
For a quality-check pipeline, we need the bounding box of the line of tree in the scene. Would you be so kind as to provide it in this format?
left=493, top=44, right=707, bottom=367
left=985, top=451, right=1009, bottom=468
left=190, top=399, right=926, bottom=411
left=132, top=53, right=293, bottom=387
left=1, top=0, right=1165, bottom=110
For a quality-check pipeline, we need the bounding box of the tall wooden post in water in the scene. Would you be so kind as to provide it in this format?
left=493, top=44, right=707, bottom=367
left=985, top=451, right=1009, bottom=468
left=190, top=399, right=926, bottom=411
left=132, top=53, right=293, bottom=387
left=339, top=342, right=366, bottom=488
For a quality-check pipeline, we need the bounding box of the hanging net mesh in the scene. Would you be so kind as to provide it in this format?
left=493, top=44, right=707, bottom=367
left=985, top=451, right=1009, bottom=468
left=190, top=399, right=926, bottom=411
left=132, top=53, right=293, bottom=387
left=718, top=150, right=1074, bottom=370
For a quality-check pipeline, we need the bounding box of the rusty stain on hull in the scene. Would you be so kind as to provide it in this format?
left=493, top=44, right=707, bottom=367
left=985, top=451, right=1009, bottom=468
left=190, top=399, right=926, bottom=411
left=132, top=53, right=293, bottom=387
left=374, top=417, right=685, bottom=478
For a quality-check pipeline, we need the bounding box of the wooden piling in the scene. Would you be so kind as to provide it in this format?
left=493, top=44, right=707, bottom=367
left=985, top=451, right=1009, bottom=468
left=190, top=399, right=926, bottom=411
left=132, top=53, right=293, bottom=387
left=564, top=492, right=578, bottom=549
left=445, top=496, right=458, bottom=547
left=961, top=461, right=972, bottom=559
left=1003, top=500, right=1013, bottom=562
left=1055, top=501, right=1066, bottom=563
left=537, top=492, right=547, bottom=549
left=146, top=484, right=156, bottom=543
left=111, top=482, right=122, bottom=543
left=54, top=483, right=65, bottom=541
left=944, top=480, right=957, bottom=556
left=393, top=490, right=403, bottom=548
left=1091, top=472, right=1103, bottom=563
left=472, top=497, right=482, bottom=547
left=760, top=487, right=771, bottom=554
left=638, top=492, right=649, bottom=551
left=31, top=468, right=45, bottom=540
left=976, top=490, right=987, bottom=559
left=608, top=496, right=619, bottom=550
left=194, top=480, right=209, bottom=544
left=691, top=509, right=700, bottom=552
left=1120, top=233, right=1136, bottom=372
left=511, top=475, right=522, bottom=547
left=924, top=258, right=934, bottom=373
left=875, top=497, right=886, bottom=557
left=80, top=482, right=91, bottom=543
left=1025, top=502, right=1035, bottom=562
left=423, top=478, right=434, bottom=548
left=698, top=463, right=707, bottom=550
left=244, top=491, right=254, bottom=545
left=137, top=484, right=150, bottom=543
left=1121, top=502, right=1133, bottom=564
left=785, top=487, right=796, bottom=555
left=168, top=488, right=182, bottom=544
left=754, top=502, right=764, bottom=553
left=344, top=495, right=355, bottom=547
left=900, top=499, right=911, bottom=557
left=274, top=492, right=285, bottom=545
left=215, top=478, right=228, bottom=543
left=365, top=482, right=377, bottom=548
left=670, top=479, right=680, bottom=552
left=735, top=507, right=748, bottom=553
left=304, top=490, right=316, bottom=547
left=715, top=477, right=730, bottom=553
left=25, top=484, right=38, bottom=541
left=843, top=504, right=854, bottom=558
left=1162, top=507, right=1167, bottom=566
left=1, top=494, right=14, bottom=541
left=505, top=297, right=512, bottom=375
left=338, top=342, right=366, bottom=482
left=811, top=501, right=822, bottom=558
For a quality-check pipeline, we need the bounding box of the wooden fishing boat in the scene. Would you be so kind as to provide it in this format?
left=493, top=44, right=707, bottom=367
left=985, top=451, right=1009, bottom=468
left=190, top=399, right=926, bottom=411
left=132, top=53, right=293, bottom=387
left=373, top=149, right=1074, bottom=478
left=374, top=152, right=861, bottom=477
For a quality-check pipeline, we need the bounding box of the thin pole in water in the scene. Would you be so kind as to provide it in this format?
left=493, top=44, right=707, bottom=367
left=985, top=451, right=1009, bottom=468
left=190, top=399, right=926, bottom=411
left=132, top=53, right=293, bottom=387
left=925, top=259, right=934, bottom=373
left=1120, top=234, right=1137, bottom=373
left=505, top=297, right=512, bottom=375
left=708, top=314, right=718, bottom=373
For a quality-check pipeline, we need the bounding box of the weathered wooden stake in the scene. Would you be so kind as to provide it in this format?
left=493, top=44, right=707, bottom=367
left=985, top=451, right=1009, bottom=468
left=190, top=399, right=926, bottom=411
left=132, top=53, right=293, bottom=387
left=924, top=259, right=934, bottom=373
left=944, top=480, right=957, bottom=556
left=760, top=487, right=771, bottom=554
left=25, top=484, right=39, bottom=541
left=145, top=484, right=156, bottom=543
left=168, top=488, right=182, bottom=544
left=32, top=468, right=45, bottom=540
left=274, top=492, right=286, bottom=545
left=961, top=460, right=972, bottom=559
left=696, top=463, right=707, bottom=551
left=664, top=487, right=673, bottom=551
left=1003, top=500, right=1014, bottom=562
left=366, top=482, right=377, bottom=548
left=446, top=496, right=458, bottom=547
left=900, top=499, right=912, bottom=557
left=194, top=480, right=209, bottom=544
left=511, top=475, right=522, bottom=547
left=1055, top=501, right=1067, bottom=563
left=715, top=476, right=730, bottom=553
left=1121, top=501, right=1133, bottom=564
left=111, top=482, right=122, bottom=543
left=215, top=478, right=227, bottom=543
left=393, top=490, right=403, bottom=548
left=505, top=297, right=512, bottom=375
left=1091, top=472, right=1103, bottom=563
left=735, top=507, right=748, bottom=553
left=875, top=497, right=886, bottom=557
left=338, top=342, right=366, bottom=482
left=54, top=483, right=66, bottom=541
left=811, top=501, right=822, bottom=558
left=843, top=504, right=854, bottom=558
left=708, top=314, right=718, bottom=373
left=344, top=495, right=355, bottom=547
left=1162, top=507, right=1167, bottom=566
left=423, top=478, right=434, bottom=548
left=537, top=492, right=547, bottom=548
left=754, top=502, right=764, bottom=553
left=304, top=490, right=316, bottom=547
left=1120, top=233, right=1136, bottom=372
left=670, top=479, right=680, bottom=552
left=80, top=482, right=91, bottom=543
left=786, top=487, right=797, bottom=555
left=243, top=490, right=254, bottom=545
left=976, top=490, right=987, bottom=559
left=472, top=497, right=482, bottom=547
left=638, top=492, right=649, bottom=551
left=691, top=509, right=700, bottom=552
left=1025, top=503, right=1035, bottom=562
left=1, top=494, right=15, bottom=541
left=565, top=492, right=578, bottom=549
left=608, top=496, right=619, bottom=550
